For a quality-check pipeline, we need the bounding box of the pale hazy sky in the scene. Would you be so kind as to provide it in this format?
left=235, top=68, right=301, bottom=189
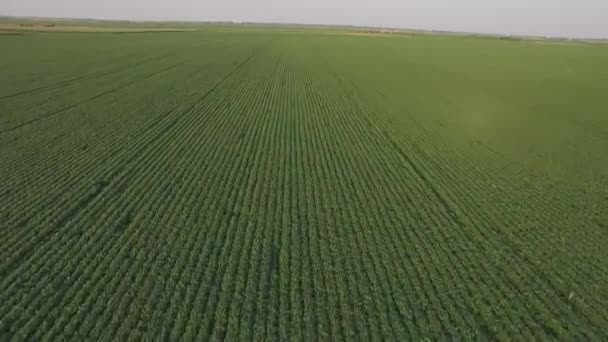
left=3, top=0, right=608, bottom=38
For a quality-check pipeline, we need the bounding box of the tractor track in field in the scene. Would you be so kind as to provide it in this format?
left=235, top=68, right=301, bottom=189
left=0, top=61, right=186, bottom=135
left=0, top=52, right=177, bottom=101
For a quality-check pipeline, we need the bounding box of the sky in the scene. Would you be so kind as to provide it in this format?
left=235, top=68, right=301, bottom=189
left=2, top=0, right=608, bottom=38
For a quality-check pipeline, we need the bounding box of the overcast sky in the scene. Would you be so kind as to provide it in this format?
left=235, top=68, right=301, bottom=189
left=3, top=0, right=608, bottom=38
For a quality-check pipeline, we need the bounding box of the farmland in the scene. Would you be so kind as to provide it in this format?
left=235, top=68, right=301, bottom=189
left=0, top=27, right=607, bottom=340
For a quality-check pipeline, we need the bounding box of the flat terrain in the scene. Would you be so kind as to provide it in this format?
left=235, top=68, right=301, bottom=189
left=1, top=28, right=607, bottom=340
left=0, top=22, right=193, bottom=33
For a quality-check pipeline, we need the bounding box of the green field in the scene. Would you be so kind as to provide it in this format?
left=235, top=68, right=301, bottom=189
left=1, top=28, right=607, bottom=340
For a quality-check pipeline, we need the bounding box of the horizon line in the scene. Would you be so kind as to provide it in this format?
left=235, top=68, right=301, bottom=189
left=2, top=13, right=607, bottom=41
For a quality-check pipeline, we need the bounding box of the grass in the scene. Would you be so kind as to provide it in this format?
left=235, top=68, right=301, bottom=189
left=0, top=27, right=607, bottom=340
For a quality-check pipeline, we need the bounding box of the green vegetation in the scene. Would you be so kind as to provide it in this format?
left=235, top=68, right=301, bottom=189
left=1, top=28, right=607, bottom=340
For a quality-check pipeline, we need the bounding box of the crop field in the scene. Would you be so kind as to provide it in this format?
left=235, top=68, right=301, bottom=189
left=1, top=28, right=607, bottom=340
